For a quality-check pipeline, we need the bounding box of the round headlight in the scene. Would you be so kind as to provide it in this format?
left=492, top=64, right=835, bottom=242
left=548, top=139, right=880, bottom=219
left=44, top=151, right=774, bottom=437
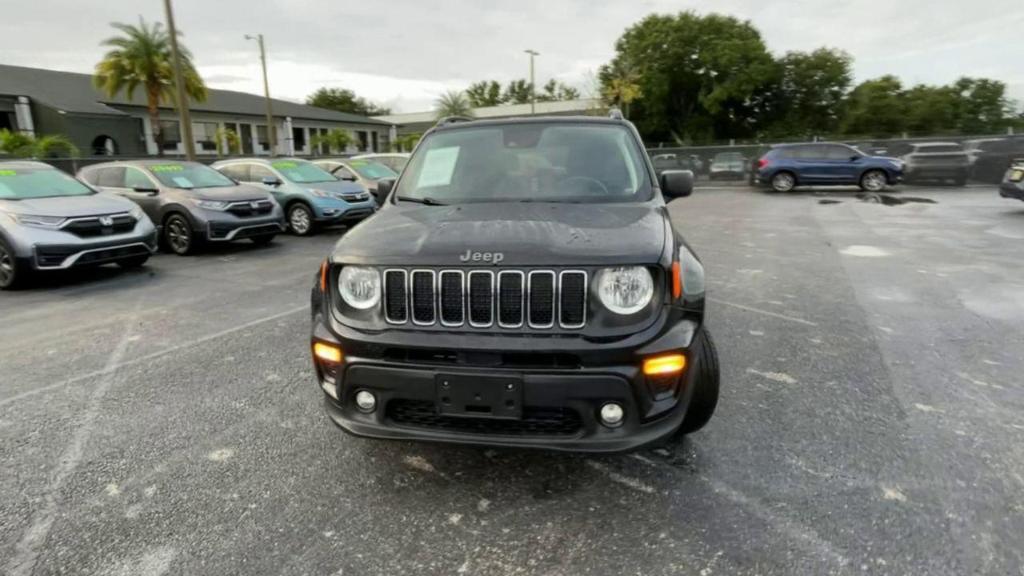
left=338, top=266, right=381, bottom=310
left=597, top=266, right=654, bottom=315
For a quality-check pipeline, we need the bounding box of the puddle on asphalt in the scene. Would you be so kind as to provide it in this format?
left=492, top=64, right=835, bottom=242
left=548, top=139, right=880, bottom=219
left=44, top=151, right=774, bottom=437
left=818, top=193, right=938, bottom=206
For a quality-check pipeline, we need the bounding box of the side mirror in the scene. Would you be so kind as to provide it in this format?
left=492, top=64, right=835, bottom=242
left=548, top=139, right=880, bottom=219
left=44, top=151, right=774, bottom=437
left=261, top=176, right=282, bottom=187
left=660, top=170, right=694, bottom=199
left=336, top=171, right=358, bottom=182
left=132, top=186, right=158, bottom=196
left=376, top=177, right=396, bottom=202
left=850, top=155, right=861, bottom=162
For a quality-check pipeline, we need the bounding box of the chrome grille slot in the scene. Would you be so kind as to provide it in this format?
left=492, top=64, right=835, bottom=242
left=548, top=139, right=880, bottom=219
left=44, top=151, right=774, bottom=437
left=468, top=271, right=494, bottom=327
left=439, top=271, right=465, bottom=326
left=384, top=269, right=408, bottom=323
left=411, top=270, right=436, bottom=325
left=382, top=268, right=586, bottom=330
left=497, top=271, right=525, bottom=328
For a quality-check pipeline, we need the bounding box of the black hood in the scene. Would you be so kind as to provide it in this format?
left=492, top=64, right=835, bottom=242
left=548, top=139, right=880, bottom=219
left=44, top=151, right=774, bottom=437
left=333, top=202, right=667, bottom=267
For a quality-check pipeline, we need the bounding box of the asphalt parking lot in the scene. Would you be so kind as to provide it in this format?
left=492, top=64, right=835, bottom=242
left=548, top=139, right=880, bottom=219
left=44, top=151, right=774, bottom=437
left=1, top=184, right=1022, bottom=576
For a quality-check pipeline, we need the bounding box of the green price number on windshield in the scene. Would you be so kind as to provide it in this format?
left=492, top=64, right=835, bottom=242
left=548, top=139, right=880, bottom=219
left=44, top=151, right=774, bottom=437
left=0, top=170, right=16, bottom=176
left=151, top=165, right=184, bottom=172
left=271, top=161, right=298, bottom=168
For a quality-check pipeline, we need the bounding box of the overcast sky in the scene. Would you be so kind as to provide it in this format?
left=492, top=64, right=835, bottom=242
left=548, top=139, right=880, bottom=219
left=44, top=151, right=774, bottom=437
left=3, top=0, right=1023, bottom=114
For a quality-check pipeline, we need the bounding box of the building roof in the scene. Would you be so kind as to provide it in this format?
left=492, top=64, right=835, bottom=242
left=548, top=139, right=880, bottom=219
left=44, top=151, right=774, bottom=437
left=0, top=64, right=390, bottom=126
left=374, top=98, right=605, bottom=126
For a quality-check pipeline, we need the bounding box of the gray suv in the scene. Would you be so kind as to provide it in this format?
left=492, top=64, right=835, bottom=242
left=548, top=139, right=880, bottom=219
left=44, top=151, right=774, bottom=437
left=79, top=160, right=284, bottom=255
left=0, top=161, right=157, bottom=289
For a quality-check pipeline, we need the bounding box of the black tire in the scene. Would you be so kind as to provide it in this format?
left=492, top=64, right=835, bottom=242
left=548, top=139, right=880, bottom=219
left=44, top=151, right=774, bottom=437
left=117, top=255, right=150, bottom=269
left=250, top=234, right=276, bottom=246
left=164, top=213, right=198, bottom=255
left=770, top=171, right=796, bottom=193
left=859, top=169, right=887, bottom=192
left=0, top=237, right=29, bottom=290
left=677, top=328, right=720, bottom=435
left=287, top=203, right=315, bottom=236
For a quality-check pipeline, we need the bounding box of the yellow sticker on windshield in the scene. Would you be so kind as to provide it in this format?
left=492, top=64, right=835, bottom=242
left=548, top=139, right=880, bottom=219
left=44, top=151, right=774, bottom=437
left=151, top=165, right=184, bottom=172
left=0, top=170, right=15, bottom=176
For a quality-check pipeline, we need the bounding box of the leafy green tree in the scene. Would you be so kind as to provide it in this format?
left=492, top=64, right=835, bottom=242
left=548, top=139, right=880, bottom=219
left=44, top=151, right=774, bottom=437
left=842, top=76, right=907, bottom=137
left=769, top=48, right=852, bottom=137
left=537, top=79, right=580, bottom=102
left=215, top=127, right=241, bottom=155
left=435, top=91, right=474, bottom=119
left=465, top=81, right=504, bottom=107
left=393, top=133, right=422, bottom=152
left=600, top=61, right=643, bottom=119
left=310, top=129, right=353, bottom=155
left=503, top=80, right=534, bottom=105
left=93, top=18, right=207, bottom=155
left=953, top=77, right=1011, bottom=134
left=901, top=84, right=959, bottom=134
left=600, top=12, right=777, bottom=142
left=306, top=87, right=391, bottom=116
left=0, top=130, right=79, bottom=158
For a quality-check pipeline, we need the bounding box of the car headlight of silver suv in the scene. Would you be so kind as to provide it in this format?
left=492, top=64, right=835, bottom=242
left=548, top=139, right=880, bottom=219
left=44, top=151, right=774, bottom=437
left=338, top=266, right=381, bottom=310
left=12, top=213, right=65, bottom=228
left=190, top=199, right=230, bottom=211
left=597, top=266, right=654, bottom=315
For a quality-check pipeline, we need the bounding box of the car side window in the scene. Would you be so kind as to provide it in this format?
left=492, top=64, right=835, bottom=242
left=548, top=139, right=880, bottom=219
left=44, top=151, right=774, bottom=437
left=335, top=167, right=356, bottom=180
left=250, top=164, right=275, bottom=181
left=791, top=146, right=821, bottom=159
left=124, top=167, right=153, bottom=189
left=79, top=169, right=99, bottom=185
left=97, top=167, right=126, bottom=188
left=220, top=164, right=250, bottom=182
left=825, top=145, right=855, bottom=160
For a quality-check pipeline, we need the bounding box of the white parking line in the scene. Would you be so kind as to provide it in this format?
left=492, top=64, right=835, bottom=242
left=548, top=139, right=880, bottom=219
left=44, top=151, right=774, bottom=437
left=0, top=305, right=309, bottom=408
left=708, top=297, right=818, bottom=326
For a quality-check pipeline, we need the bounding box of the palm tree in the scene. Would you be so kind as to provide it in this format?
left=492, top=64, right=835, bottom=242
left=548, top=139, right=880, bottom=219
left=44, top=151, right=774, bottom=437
left=600, top=62, right=642, bottom=119
left=93, top=18, right=207, bottom=155
left=435, top=91, right=474, bottom=120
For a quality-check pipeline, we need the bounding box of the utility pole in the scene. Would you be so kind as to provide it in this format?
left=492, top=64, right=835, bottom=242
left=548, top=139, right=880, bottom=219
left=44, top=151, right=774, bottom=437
left=524, top=49, right=539, bottom=115
left=163, top=0, right=195, bottom=160
left=246, top=33, right=276, bottom=155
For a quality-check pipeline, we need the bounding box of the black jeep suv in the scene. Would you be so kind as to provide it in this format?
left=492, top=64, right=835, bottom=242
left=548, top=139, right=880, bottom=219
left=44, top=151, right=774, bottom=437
left=310, top=114, right=720, bottom=452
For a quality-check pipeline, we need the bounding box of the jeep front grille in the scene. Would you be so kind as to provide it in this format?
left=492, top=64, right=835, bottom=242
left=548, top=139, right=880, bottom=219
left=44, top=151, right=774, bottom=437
left=383, top=268, right=587, bottom=330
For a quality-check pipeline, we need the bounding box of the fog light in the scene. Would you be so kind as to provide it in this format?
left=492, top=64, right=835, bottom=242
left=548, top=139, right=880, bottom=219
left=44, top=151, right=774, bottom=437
left=355, top=390, right=377, bottom=413
left=643, top=353, right=686, bottom=376
left=599, top=402, right=624, bottom=427
left=313, top=342, right=342, bottom=363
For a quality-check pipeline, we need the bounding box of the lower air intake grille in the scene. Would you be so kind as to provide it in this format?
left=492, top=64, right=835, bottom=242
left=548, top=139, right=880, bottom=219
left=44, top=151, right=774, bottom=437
left=387, top=399, right=583, bottom=436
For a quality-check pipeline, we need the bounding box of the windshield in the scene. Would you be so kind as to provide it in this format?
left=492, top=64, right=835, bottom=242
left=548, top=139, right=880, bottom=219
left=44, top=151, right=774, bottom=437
left=0, top=168, right=95, bottom=199
left=347, top=160, right=398, bottom=181
left=395, top=123, right=651, bottom=203
left=147, top=163, right=236, bottom=189
left=271, top=160, right=337, bottom=184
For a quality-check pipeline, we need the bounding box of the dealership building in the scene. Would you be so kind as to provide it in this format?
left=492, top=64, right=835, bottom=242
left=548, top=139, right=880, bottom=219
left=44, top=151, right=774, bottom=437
left=0, top=64, right=393, bottom=157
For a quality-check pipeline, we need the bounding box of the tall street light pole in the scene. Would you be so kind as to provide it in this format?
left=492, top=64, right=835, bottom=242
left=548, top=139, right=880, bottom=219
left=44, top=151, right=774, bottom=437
left=246, top=33, right=276, bottom=155
left=524, top=49, right=539, bottom=115
left=163, top=0, right=196, bottom=160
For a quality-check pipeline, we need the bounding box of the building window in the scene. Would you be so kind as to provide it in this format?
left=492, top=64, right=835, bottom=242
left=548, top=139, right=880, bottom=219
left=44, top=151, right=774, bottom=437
left=356, top=131, right=369, bottom=152
left=371, top=131, right=379, bottom=152
left=256, top=125, right=269, bottom=152
left=159, top=120, right=181, bottom=151
left=292, top=126, right=306, bottom=152
left=193, top=122, right=219, bottom=152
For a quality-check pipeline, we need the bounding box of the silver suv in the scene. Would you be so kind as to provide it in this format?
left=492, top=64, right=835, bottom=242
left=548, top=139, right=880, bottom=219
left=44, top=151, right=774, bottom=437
left=79, top=160, right=284, bottom=255
left=0, top=161, right=157, bottom=289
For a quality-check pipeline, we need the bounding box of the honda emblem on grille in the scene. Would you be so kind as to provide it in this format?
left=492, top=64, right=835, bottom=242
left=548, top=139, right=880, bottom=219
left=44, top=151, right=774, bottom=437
left=99, top=216, right=114, bottom=227
left=250, top=201, right=260, bottom=209
left=460, top=250, right=504, bottom=264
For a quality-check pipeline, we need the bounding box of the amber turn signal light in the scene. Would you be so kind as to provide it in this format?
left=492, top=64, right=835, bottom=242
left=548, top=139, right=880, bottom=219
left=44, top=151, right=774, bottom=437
left=671, top=261, right=682, bottom=299
left=643, top=353, right=686, bottom=376
left=319, top=260, right=328, bottom=293
left=313, top=342, right=343, bottom=363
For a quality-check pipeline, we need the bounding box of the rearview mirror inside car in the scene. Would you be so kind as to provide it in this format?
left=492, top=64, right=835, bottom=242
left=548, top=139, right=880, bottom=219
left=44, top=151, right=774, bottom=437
left=261, top=176, right=282, bottom=187
left=660, top=170, right=694, bottom=199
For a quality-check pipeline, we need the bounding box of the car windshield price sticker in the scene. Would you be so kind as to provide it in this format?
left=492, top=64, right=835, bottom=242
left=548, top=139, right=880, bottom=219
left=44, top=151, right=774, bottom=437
left=151, top=165, right=184, bottom=173
left=416, top=146, right=459, bottom=188
left=171, top=176, right=194, bottom=188
left=272, top=161, right=297, bottom=169
left=0, top=170, right=16, bottom=176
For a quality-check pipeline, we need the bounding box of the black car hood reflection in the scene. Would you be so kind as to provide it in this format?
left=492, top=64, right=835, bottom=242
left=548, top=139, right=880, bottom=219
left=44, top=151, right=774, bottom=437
left=333, top=201, right=667, bottom=267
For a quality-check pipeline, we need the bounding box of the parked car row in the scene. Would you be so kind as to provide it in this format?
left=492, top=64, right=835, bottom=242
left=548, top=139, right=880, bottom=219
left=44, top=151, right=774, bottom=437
left=0, top=155, right=404, bottom=289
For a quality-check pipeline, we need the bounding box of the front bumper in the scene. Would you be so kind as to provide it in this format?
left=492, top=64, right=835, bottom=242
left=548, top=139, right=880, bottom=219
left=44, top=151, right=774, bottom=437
left=206, top=217, right=285, bottom=241
left=311, top=310, right=701, bottom=453
left=314, top=199, right=377, bottom=224
left=999, top=182, right=1024, bottom=201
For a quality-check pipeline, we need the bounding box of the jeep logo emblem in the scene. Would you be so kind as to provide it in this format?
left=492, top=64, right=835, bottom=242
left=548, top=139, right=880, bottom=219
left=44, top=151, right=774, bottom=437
left=460, top=250, right=504, bottom=265
left=99, top=216, right=114, bottom=227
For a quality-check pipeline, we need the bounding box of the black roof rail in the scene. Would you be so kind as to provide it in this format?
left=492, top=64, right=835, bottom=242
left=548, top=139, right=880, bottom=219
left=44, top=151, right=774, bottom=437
left=436, top=116, right=474, bottom=127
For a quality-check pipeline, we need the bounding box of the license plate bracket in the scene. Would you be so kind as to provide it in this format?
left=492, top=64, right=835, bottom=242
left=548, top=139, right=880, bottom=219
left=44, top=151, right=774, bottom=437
left=436, top=373, right=523, bottom=420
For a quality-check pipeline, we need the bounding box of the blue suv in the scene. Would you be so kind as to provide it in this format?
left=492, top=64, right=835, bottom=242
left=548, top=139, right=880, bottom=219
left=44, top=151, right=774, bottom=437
left=755, top=143, right=903, bottom=193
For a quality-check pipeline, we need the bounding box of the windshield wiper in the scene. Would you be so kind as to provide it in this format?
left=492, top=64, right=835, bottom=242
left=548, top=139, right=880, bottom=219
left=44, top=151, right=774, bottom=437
left=397, top=196, right=447, bottom=206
